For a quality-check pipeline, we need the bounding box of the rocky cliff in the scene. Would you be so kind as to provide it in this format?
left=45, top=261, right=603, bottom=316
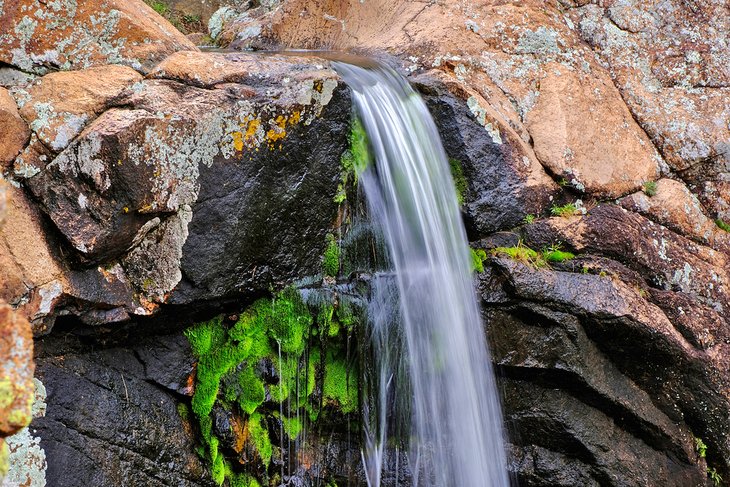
left=0, top=0, right=728, bottom=486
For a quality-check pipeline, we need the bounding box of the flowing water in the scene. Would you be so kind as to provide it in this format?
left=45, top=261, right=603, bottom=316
left=333, top=61, right=509, bottom=486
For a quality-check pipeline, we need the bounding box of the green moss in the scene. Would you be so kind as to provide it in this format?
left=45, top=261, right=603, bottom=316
left=492, top=242, right=575, bottom=268
left=185, top=288, right=362, bottom=486
left=323, top=352, right=358, bottom=414
left=543, top=249, right=575, bottom=263
left=248, top=412, right=272, bottom=466
left=523, top=214, right=536, bottom=224
left=550, top=202, right=579, bottom=217
left=715, top=219, right=730, bottom=232
left=449, top=158, right=468, bottom=206
left=323, top=233, right=340, bottom=278
left=643, top=181, right=657, bottom=197
left=237, top=367, right=265, bottom=415
left=708, top=467, right=722, bottom=486
left=470, top=248, right=487, bottom=273
left=279, top=414, right=303, bottom=440
left=177, top=402, right=190, bottom=422
left=335, top=117, right=371, bottom=203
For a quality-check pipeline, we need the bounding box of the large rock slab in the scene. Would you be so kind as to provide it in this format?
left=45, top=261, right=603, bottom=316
left=0, top=0, right=197, bottom=74
left=9, top=52, right=350, bottom=325
left=12, top=65, right=143, bottom=153
left=0, top=88, right=29, bottom=168
left=31, top=331, right=212, bottom=487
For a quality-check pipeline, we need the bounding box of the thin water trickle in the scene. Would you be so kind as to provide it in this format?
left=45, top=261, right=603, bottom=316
left=333, top=61, right=509, bottom=487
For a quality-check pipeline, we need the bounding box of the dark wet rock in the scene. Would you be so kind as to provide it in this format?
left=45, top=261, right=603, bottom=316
left=482, top=256, right=729, bottom=482
left=32, top=330, right=213, bottom=487
left=415, top=72, right=557, bottom=238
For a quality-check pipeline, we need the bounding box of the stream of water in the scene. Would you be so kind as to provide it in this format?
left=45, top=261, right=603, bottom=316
left=333, top=61, right=509, bottom=486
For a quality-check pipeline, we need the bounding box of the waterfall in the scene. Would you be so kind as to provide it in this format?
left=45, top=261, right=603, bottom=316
left=333, top=61, right=509, bottom=486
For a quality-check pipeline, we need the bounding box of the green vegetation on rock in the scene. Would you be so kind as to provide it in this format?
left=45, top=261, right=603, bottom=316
left=491, top=241, right=575, bottom=269
left=715, top=219, right=730, bottom=232
left=449, top=158, right=468, bottom=206
left=470, top=247, right=487, bottom=273
left=323, top=233, right=341, bottom=278
left=184, top=288, right=360, bottom=486
left=643, top=181, right=657, bottom=197
left=335, top=117, right=370, bottom=203
left=550, top=202, right=580, bottom=217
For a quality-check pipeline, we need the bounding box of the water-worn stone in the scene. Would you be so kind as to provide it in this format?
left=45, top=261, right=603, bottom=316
left=32, top=331, right=212, bottom=487
left=0, top=0, right=197, bottom=75
left=13, top=65, right=143, bottom=152
left=415, top=70, right=558, bottom=236
left=482, top=251, right=730, bottom=479
left=0, top=88, right=29, bottom=169
left=11, top=52, right=350, bottom=322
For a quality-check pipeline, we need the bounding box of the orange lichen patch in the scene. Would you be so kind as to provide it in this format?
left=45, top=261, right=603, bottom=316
left=231, top=131, right=244, bottom=152
left=266, top=115, right=288, bottom=143
left=289, top=110, right=301, bottom=125
left=244, top=119, right=261, bottom=145
left=231, top=414, right=248, bottom=454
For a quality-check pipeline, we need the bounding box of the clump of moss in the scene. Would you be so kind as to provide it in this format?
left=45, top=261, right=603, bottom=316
left=550, top=202, right=580, bottom=217
left=323, top=234, right=340, bottom=278
left=470, top=247, right=487, bottom=273
left=323, top=351, right=358, bottom=414
left=335, top=117, right=370, bottom=203
left=715, top=219, right=730, bottom=232
left=492, top=241, right=574, bottom=269
left=449, top=158, right=468, bottom=206
left=185, top=288, right=360, bottom=486
left=643, top=180, right=658, bottom=197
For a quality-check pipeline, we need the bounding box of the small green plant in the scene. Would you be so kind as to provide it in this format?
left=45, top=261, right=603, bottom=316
left=523, top=214, right=536, bottom=225
left=492, top=241, right=575, bottom=269
left=470, top=248, right=487, bottom=273
left=323, top=233, right=340, bottom=277
left=695, top=436, right=707, bottom=458
left=581, top=265, right=590, bottom=274
left=147, top=0, right=168, bottom=15
left=643, top=180, right=657, bottom=197
left=449, top=158, right=468, bottom=206
left=550, top=202, right=579, bottom=217
left=335, top=117, right=370, bottom=203
left=715, top=219, right=730, bottom=232
left=558, top=177, right=568, bottom=187
left=708, top=467, right=722, bottom=486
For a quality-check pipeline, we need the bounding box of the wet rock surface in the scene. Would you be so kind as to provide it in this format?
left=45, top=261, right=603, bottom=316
left=0, top=0, right=728, bottom=485
left=31, top=328, right=212, bottom=487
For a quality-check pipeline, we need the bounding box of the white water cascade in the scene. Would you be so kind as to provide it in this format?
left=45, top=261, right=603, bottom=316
left=333, top=61, right=509, bottom=486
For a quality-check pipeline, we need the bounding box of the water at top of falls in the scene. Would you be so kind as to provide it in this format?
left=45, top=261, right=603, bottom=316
left=332, top=61, right=509, bottom=486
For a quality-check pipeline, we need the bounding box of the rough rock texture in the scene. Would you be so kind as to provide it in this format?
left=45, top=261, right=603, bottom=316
left=31, top=329, right=213, bottom=487
left=3, top=50, right=350, bottom=332
left=4, top=378, right=47, bottom=487
left=1, top=0, right=727, bottom=485
left=0, top=0, right=197, bottom=74
left=0, top=88, right=29, bottom=168
left=0, top=305, right=35, bottom=439
left=13, top=65, right=143, bottom=153
left=211, top=0, right=729, bottom=483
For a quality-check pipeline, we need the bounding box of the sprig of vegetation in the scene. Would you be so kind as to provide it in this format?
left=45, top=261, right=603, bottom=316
left=523, top=214, right=536, bottom=224
left=491, top=241, right=575, bottom=269
left=643, top=181, right=657, bottom=197
left=470, top=248, right=487, bottom=273
left=550, top=202, right=580, bottom=217
left=708, top=467, right=722, bottom=486
left=715, top=219, right=730, bottom=232
left=695, top=436, right=707, bottom=458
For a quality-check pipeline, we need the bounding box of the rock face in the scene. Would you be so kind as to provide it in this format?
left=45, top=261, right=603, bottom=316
left=3, top=49, right=350, bottom=331
left=31, top=329, right=212, bottom=487
left=0, top=0, right=197, bottom=74
left=1, top=0, right=728, bottom=486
